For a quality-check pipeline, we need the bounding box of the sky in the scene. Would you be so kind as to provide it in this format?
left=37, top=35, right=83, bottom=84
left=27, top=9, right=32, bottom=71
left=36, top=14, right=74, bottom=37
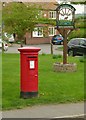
left=73, top=4, right=85, bottom=14
left=58, top=0, right=85, bottom=14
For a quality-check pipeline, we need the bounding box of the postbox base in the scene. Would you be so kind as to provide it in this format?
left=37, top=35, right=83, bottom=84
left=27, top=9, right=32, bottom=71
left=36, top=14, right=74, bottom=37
left=20, top=91, right=38, bottom=99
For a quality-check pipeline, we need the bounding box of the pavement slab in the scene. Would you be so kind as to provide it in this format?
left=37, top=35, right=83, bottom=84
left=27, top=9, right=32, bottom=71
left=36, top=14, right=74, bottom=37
left=2, top=102, right=84, bottom=119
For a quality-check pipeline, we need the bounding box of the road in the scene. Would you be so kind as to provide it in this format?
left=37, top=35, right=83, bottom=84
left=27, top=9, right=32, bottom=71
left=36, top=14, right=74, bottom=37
left=4, top=44, right=63, bottom=55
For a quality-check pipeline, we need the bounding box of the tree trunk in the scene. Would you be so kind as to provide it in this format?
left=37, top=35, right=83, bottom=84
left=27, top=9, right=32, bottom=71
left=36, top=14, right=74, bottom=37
left=20, top=40, right=23, bottom=47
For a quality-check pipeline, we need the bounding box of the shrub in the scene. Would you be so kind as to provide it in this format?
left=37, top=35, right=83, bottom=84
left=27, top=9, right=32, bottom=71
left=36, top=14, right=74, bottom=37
left=79, top=56, right=85, bottom=63
left=52, top=54, right=62, bottom=59
left=41, top=52, right=46, bottom=56
left=68, top=28, right=85, bottom=40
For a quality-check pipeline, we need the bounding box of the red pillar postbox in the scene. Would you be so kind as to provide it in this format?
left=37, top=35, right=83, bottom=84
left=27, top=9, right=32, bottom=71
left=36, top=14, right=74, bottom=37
left=18, top=47, right=41, bottom=99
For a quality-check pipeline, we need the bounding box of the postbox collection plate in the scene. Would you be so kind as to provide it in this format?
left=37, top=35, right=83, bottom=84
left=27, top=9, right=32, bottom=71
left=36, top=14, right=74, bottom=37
left=30, top=60, right=35, bottom=69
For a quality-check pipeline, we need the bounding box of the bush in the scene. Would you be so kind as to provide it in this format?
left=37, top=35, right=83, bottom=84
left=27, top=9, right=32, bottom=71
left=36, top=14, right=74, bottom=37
left=52, top=54, right=62, bottom=59
left=79, top=56, right=86, bottom=63
left=68, top=28, right=85, bottom=40
left=75, top=21, right=85, bottom=28
left=68, top=17, right=86, bottom=40
left=41, top=52, right=46, bottom=56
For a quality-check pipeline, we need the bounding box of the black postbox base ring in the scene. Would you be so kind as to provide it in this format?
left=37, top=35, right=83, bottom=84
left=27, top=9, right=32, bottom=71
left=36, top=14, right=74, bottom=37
left=20, top=91, right=38, bottom=99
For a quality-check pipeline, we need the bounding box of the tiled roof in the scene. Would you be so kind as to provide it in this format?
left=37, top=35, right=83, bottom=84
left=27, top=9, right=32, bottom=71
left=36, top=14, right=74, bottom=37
left=1, top=0, right=57, bottom=2
left=28, top=2, right=58, bottom=10
left=1, top=0, right=58, bottom=10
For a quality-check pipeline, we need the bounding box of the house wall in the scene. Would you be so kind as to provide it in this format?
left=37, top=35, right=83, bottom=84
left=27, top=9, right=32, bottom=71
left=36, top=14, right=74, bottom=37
left=25, top=31, right=51, bottom=44
left=25, top=30, right=60, bottom=45
left=26, top=37, right=51, bottom=45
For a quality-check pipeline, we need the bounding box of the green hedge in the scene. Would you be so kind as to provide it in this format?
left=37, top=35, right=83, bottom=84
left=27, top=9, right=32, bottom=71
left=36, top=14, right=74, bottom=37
left=68, top=17, right=86, bottom=40
left=75, top=19, right=86, bottom=28
left=68, top=28, right=85, bottom=40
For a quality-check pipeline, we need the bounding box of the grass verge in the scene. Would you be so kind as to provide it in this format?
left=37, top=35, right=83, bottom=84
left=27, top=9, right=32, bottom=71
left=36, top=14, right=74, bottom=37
left=2, top=53, right=84, bottom=110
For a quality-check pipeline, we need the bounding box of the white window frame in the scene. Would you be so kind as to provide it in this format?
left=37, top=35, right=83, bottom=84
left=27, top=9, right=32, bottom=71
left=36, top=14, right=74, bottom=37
left=48, top=27, right=56, bottom=36
left=49, top=11, right=56, bottom=19
left=33, top=27, right=43, bottom=37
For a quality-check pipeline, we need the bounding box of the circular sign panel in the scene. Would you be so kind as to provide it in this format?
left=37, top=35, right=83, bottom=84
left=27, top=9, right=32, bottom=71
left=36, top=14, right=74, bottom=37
left=56, top=4, right=76, bottom=28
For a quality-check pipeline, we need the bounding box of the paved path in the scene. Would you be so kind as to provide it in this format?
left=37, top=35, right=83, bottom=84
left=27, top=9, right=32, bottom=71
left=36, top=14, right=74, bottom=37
left=2, top=102, right=84, bottom=118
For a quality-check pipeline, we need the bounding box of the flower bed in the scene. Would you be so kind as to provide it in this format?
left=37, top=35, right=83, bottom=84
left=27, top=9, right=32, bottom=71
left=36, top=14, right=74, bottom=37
left=53, top=62, right=77, bottom=72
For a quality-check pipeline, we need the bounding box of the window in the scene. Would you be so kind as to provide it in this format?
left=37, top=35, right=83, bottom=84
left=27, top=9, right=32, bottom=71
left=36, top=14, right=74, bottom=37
left=69, top=39, right=80, bottom=45
left=49, top=11, right=56, bottom=19
left=33, top=27, right=43, bottom=37
left=80, top=40, right=86, bottom=46
left=48, top=27, right=56, bottom=36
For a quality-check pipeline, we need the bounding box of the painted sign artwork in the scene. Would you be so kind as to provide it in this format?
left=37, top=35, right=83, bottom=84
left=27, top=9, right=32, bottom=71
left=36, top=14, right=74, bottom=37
left=56, top=4, right=76, bottom=28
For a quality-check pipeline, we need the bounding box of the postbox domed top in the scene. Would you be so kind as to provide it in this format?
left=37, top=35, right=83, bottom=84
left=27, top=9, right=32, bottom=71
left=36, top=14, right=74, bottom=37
left=18, top=47, right=41, bottom=52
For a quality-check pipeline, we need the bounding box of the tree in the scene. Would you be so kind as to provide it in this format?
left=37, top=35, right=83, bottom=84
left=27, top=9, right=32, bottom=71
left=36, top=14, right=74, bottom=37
left=71, top=1, right=86, bottom=4
left=2, top=2, right=40, bottom=46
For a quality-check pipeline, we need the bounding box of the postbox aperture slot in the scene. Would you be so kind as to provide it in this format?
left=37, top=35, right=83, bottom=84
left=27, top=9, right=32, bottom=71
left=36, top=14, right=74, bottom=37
left=27, top=56, right=36, bottom=58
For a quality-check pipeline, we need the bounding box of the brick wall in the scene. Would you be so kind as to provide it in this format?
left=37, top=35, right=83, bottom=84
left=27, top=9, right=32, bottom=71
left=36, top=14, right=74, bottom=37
left=26, top=37, right=52, bottom=45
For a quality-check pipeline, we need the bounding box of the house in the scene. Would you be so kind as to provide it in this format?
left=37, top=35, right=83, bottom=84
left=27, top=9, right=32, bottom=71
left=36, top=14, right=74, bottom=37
left=2, top=0, right=59, bottom=44
left=25, top=1, right=60, bottom=44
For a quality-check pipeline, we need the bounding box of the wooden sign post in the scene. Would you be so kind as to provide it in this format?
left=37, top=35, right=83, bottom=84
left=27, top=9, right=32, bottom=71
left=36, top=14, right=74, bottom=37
left=63, top=29, right=67, bottom=64
left=56, top=3, right=76, bottom=64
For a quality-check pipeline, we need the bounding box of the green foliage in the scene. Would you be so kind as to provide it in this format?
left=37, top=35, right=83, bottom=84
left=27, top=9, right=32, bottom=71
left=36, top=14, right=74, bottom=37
left=52, top=54, right=62, bottom=59
left=68, top=15, right=86, bottom=40
left=75, top=15, right=86, bottom=20
left=79, top=56, right=86, bottom=62
left=2, top=2, right=40, bottom=39
left=68, top=28, right=85, bottom=40
left=71, top=1, right=86, bottom=4
left=75, top=17, right=86, bottom=28
left=76, top=21, right=85, bottom=28
left=68, top=28, right=86, bottom=40
left=41, top=52, right=46, bottom=56
left=37, top=18, right=56, bottom=26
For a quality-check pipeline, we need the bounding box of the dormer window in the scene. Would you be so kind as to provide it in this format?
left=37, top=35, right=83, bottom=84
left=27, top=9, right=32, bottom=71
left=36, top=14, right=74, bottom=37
left=49, top=11, right=56, bottom=19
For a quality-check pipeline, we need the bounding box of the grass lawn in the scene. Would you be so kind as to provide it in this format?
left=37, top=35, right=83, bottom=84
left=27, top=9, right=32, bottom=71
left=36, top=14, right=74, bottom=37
left=2, top=53, right=85, bottom=110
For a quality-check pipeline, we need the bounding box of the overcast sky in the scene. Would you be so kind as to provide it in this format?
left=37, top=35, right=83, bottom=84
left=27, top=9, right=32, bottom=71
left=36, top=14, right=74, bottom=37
left=73, top=4, right=85, bottom=14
